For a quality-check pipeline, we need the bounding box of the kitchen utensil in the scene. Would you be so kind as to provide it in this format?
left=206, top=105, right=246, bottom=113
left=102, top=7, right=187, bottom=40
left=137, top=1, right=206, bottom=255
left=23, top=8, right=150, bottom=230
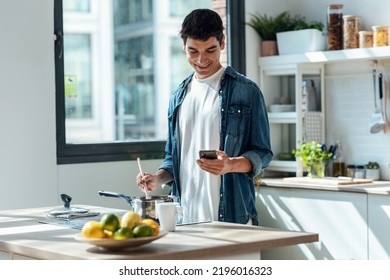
left=383, top=78, right=390, bottom=132
left=137, top=157, right=150, bottom=199
left=369, top=69, right=386, bottom=133
left=378, top=73, right=389, bottom=128
left=47, top=194, right=90, bottom=217
left=98, top=190, right=176, bottom=220
left=302, top=79, right=318, bottom=112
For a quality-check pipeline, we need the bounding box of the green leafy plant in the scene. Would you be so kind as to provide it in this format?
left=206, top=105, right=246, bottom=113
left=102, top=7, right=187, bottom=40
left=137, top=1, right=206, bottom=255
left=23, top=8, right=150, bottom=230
left=365, top=161, right=380, bottom=169
left=282, top=13, right=324, bottom=32
left=246, top=11, right=290, bottom=41
left=292, top=141, right=332, bottom=177
left=247, top=11, right=324, bottom=41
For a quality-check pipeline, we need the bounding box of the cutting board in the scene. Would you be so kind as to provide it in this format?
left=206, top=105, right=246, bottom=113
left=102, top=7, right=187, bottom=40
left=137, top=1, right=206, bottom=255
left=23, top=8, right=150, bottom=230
left=283, top=176, right=374, bottom=185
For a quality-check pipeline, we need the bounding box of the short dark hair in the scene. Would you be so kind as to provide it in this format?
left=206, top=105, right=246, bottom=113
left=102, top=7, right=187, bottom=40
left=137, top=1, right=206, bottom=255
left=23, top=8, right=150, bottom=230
left=179, top=9, right=224, bottom=45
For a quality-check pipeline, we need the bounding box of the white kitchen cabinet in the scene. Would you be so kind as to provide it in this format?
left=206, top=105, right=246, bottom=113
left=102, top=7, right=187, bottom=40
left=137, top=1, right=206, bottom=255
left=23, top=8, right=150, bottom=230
left=367, top=194, right=390, bottom=259
left=259, top=58, right=325, bottom=176
left=0, top=250, right=37, bottom=260
left=0, top=250, right=11, bottom=260
left=257, top=186, right=368, bottom=259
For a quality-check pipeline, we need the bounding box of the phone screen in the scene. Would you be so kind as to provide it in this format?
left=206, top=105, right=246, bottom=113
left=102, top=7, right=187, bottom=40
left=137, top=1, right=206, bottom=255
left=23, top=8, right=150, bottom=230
left=199, top=150, right=217, bottom=160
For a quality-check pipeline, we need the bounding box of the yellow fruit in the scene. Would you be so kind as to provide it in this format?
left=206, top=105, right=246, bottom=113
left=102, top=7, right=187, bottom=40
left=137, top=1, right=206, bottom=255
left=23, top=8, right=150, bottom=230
left=121, top=211, right=142, bottom=229
left=142, top=219, right=159, bottom=236
left=100, top=213, right=120, bottom=232
left=133, top=224, right=153, bottom=237
left=104, top=229, right=114, bottom=239
left=113, top=227, right=134, bottom=240
left=82, top=221, right=105, bottom=239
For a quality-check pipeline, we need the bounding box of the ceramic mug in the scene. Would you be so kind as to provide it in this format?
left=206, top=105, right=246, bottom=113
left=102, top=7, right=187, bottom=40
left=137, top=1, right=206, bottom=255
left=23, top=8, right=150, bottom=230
left=156, top=202, right=181, bottom=231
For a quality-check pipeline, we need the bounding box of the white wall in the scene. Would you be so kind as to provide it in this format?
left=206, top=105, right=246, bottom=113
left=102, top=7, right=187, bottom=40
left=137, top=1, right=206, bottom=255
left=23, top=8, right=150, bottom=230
left=0, top=0, right=163, bottom=211
left=0, top=0, right=389, bottom=211
left=0, top=0, right=58, bottom=209
left=246, top=0, right=390, bottom=180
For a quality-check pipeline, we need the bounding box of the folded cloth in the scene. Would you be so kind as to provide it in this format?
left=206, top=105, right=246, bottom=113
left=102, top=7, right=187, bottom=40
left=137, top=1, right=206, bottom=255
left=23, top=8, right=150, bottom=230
left=303, top=112, right=323, bottom=143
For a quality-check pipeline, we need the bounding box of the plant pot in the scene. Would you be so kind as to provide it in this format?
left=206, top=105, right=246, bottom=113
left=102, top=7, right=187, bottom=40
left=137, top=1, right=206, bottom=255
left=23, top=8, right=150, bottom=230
left=365, top=169, right=380, bottom=180
left=261, top=40, right=278, bottom=56
left=276, top=29, right=326, bottom=55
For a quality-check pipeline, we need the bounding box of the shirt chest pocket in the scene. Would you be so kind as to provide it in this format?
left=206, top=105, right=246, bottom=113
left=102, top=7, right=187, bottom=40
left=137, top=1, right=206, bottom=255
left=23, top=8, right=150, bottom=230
left=226, top=105, right=251, bottom=136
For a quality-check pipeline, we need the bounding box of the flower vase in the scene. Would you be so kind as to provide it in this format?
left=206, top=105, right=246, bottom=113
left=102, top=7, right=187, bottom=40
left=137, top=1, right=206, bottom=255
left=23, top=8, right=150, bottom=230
left=308, top=161, right=325, bottom=178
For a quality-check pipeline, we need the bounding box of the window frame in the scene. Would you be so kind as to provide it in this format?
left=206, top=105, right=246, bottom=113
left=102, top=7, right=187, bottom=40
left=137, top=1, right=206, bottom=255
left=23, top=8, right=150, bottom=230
left=54, top=0, right=246, bottom=164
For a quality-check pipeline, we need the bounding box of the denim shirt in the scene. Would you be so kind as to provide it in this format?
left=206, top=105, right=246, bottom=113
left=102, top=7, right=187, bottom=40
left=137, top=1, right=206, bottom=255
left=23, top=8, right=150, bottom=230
left=159, top=66, right=272, bottom=225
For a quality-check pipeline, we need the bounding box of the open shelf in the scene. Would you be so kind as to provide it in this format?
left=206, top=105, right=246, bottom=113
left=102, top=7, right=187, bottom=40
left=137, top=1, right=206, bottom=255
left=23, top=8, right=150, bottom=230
left=259, top=46, right=390, bottom=67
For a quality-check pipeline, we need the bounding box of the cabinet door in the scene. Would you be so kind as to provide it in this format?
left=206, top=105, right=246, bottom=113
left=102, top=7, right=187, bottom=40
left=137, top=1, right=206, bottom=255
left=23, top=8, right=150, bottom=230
left=258, top=187, right=367, bottom=259
left=0, top=250, right=11, bottom=260
left=368, top=194, right=390, bottom=259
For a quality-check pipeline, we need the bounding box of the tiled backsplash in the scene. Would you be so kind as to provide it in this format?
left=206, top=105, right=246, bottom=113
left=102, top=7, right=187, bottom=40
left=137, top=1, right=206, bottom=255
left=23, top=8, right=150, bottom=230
left=325, top=67, right=390, bottom=180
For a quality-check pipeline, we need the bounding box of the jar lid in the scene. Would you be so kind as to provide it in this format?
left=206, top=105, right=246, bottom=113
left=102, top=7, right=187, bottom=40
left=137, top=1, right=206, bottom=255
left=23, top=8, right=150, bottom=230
left=347, top=164, right=365, bottom=169
left=328, top=4, right=344, bottom=9
left=359, top=31, right=373, bottom=35
left=343, top=15, right=360, bottom=20
left=372, top=25, right=389, bottom=31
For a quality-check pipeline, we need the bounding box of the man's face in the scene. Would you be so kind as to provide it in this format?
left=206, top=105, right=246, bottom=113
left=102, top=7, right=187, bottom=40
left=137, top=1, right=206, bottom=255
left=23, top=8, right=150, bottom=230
left=183, top=36, right=225, bottom=79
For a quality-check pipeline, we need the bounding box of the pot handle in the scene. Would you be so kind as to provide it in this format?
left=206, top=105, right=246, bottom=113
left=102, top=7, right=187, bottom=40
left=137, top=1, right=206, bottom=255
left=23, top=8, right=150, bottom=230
left=98, top=190, right=133, bottom=206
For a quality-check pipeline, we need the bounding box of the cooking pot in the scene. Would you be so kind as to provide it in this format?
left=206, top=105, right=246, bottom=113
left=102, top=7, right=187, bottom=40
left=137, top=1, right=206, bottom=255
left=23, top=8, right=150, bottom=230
left=98, top=190, right=177, bottom=221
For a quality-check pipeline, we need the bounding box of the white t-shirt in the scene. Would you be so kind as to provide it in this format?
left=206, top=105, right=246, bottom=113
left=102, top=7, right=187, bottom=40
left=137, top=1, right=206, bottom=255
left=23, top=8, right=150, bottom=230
left=178, top=67, right=225, bottom=224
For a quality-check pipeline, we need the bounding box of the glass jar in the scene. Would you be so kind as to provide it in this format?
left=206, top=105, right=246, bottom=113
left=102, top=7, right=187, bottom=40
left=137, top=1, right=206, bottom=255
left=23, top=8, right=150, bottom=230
left=332, top=141, right=346, bottom=177
left=372, top=25, right=389, bottom=47
left=343, top=15, right=360, bottom=49
left=346, top=165, right=365, bottom=179
left=327, top=4, right=344, bottom=50
left=359, top=31, right=373, bottom=48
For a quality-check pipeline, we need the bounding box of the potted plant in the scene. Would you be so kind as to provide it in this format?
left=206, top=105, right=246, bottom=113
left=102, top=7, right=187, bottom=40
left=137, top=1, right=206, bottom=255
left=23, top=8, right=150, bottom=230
left=292, top=141, right=333, bottom=178
left=365, top=161, right=380, bottom=180
left=246, top=11, right=291, bottom=56
left=248, top=11, right=325, bottom=56
left=275, top=13, right=325, bottom=55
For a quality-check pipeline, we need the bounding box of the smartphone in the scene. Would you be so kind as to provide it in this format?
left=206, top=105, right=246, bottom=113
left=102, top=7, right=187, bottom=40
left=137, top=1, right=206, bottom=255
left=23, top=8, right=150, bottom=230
left=199, top=150, right=218, bottom=160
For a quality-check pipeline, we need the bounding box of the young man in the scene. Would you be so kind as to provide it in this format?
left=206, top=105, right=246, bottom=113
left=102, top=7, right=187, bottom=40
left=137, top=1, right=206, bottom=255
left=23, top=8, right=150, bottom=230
left=137, top=9, right=272, bottom=225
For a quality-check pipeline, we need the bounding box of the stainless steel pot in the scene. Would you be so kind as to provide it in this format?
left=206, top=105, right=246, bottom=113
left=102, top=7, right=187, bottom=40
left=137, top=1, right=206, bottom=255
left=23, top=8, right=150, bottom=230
left=98, top=190, right=176, bottom=221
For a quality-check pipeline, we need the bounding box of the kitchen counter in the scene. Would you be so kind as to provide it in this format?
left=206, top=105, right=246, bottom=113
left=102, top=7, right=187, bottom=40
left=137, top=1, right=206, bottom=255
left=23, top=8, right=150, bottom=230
left=0, top=206, right=318, bottom=260
left=261, top=177, right=390, bottom=195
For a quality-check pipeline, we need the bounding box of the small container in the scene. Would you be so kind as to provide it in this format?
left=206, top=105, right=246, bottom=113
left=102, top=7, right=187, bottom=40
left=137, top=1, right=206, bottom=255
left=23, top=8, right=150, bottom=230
left=346, top=165, right=365, bottom=179
left=359, top=31, right=373, bottom=48
left=372, top=25, right=389, bottom=47
left=343, top=15, right=360, bottom=49
left=327, top=4, right=344, bottom=50
left=365, top=169, right=380, bottom=180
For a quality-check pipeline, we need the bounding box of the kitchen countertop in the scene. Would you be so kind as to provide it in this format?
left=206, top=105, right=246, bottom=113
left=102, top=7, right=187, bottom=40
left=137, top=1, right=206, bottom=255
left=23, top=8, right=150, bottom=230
left=0, top=205, right=318, bottom=260
left=261, top=177, right=390, bottom=195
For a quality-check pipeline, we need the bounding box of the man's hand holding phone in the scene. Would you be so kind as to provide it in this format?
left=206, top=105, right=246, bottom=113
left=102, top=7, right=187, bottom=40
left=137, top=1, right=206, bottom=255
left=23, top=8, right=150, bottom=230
left=199, top=150, right=218, bottom=160
left=197, top=150, right=228, bottom=175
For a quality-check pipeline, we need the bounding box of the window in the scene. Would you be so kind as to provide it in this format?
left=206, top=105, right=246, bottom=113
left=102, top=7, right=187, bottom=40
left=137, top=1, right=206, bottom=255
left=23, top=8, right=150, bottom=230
left=54, top=0, right=246, bottom=164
